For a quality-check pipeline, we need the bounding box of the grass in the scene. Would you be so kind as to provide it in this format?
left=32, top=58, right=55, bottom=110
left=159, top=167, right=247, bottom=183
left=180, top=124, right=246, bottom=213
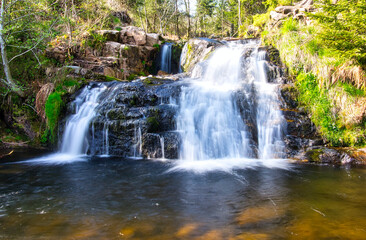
left=262, top=15, right=366, bottom=147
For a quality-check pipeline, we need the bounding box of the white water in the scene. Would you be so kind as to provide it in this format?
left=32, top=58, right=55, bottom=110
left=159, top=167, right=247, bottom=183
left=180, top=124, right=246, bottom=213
left=174, top=41, right=288, bottom=172
left=60, top=85, right=107, bottom=155
left=253, top=50, right=286, bottom=159
left=24, top=84, right=106, bottom=164
left=160, top=43, right=173, bottom=73
left=130, top=125, right=143, bottom=160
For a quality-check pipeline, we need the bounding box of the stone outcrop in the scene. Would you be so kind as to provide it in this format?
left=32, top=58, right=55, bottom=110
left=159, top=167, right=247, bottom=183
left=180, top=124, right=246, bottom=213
left=270, top=0, right=315, bottom=27
left=46, top=26, right=162, bottom=81
left=70, top=78, right=182, bottom=159
left=180, top=38, right=223, bottom=73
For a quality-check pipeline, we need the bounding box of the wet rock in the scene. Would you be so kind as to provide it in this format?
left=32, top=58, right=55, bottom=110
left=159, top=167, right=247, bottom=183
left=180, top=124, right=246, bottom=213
left=301, top=146, right=357, bottom=165
left=79, top=80, right=182, bottom=158
left=36, top=83, right=54, bottom=121
left=180, top=38, right=223, bottom=73
left=279, top=84, right=320, bottom=157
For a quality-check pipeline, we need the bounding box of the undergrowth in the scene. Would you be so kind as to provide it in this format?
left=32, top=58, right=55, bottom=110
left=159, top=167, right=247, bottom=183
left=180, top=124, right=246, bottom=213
left=262, top=15, right=366, bottom=147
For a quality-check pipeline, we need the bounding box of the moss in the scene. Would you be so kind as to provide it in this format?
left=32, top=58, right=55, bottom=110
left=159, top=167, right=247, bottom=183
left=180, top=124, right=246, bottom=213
left=127, top=74, right=137, bottom=81
left=306, top=149, right=324, bottom=163
left=147, top=117, right=160, bottom=133
left=45, top=92, right=64, bottom=143
left=129, top=95, right=139, bottom=106
left=104, top=75, right=120, bottom=81
left=143, top=79, right=153, bottom=85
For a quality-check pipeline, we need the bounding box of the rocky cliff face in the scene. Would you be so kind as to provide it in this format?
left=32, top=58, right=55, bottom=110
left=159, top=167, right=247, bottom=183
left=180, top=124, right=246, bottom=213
left=46, top=26, right=162, bottom=80
left=66, top=78, right=183, bottom=159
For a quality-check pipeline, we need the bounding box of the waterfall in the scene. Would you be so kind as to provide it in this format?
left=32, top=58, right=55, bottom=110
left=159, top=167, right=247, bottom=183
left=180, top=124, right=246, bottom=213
left=173, top=40, right=287, bottom=172
left=131, top=125, right=143, bottom=159
left=253, top=50, right=286, bottom=159
left=177, top=42, right=254, bottom=161
left=160, top=43, right=173, bottom=73
left=159, top=136, right=165, bottom=159
left=60, top=84, right=107, bottom=155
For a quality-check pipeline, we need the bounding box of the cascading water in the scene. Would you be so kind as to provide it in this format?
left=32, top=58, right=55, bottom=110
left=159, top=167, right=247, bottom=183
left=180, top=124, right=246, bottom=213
left=60, top=84, right=107, bottom=155
left=252, top=50, right=286, bottom=159
left=177, top=43, right=253, bottom=161
left=24, top=84, right=107, bottom=164
left=172, top=40, right=287, bottom=172
left=160, top=43, right=173, bottom=73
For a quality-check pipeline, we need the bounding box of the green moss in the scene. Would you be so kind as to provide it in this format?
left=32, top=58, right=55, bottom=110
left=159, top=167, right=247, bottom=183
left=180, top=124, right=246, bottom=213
left=127, top=74, right=137, bottom=81
left=104, top=75, right=120, bottom=81
left=45, top=92, right=64, bottom=143
left=147, top=117, right=160, bottom=133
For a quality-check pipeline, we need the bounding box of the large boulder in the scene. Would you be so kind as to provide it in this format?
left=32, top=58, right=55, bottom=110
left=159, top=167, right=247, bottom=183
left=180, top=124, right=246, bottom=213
left=120, top=26, right=147, bottom=46
left=146, top=33, right=160, bottom=47
left=180, top=38, right=223, bottom=73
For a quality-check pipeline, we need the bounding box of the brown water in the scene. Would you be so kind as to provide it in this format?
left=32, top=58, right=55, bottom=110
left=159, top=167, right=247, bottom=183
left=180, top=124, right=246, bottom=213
left=0, top=152, right=366, bottom=239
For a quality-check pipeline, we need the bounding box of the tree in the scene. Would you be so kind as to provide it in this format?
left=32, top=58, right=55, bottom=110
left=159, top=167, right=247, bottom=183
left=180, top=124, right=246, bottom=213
left=311, top=0, right=366, bottom=66
left=0, top=0, right=55, bottom=96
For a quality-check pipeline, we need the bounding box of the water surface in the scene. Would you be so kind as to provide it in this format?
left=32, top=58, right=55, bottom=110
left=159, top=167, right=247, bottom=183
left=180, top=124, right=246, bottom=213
left=1, top=152, right=366, bottom=239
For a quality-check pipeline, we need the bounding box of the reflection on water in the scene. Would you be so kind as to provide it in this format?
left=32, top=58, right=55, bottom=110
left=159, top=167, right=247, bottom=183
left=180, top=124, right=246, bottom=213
left=0, top=153, right=366, bottom=239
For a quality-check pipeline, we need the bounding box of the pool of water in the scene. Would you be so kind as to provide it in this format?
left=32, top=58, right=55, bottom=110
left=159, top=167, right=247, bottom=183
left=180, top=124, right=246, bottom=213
left=0, top=151, right=366, bottom=239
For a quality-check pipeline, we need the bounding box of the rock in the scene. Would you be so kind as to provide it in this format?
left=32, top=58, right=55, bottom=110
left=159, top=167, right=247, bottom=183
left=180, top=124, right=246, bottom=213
left=246, top=25, right=261, bottom=37
left=112, top=11, right=132, bottom=24
left=82, top=79, right=182, bottom=158
left=120, top=26, right=146, bottom=46
left=157, top=70, right=169, bottom=76
left=96, top=30, right=120, bottom=42
left=302, top=146, right=356, bottom=165
left=36, top=83, right=54, bottom=121
left=270, top=11, right=288, bottom=22
left=279, top=84, right=320, bottom=157
left=146, top=33, right=160, bottom=47
left=180, top=38, right=223, bottom=73
left=45, top=46, right=68, bottom=63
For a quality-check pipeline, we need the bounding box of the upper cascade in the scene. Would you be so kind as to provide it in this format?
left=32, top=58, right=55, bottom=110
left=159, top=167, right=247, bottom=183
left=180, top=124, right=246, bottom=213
left=177, top=40, right=286, bottom=163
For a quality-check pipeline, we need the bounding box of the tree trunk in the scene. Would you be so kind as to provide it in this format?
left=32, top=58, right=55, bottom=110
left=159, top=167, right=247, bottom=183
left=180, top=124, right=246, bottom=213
left=175, top=0, right=180, bottom=39
left=144, top=1, right=149, bottom=32
left=184, top=0, right=190, bottom=38
left=0, top=0, right=24, bottom=97
left=221, top=0, right=224, bottom=38
left=238, top=0, right=241, bottom=33
left=138, top=7, right=146, bottom=31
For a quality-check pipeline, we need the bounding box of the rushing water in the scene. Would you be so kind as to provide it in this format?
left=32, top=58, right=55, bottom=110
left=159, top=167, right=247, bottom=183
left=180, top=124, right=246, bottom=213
left=160, top=43, right=173, bottom=73
left=1, top=152, right=366, bottom=239
left=61, top=84, right=107, bottom=155
left=176, top=41, right=287, bottom=171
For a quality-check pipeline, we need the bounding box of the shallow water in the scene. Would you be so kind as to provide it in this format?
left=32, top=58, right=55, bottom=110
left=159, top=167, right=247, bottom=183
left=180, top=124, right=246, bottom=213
left=1, top=152, right=366, bottom=239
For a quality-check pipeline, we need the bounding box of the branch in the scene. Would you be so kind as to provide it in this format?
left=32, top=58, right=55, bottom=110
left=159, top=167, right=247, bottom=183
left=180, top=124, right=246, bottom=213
left=8, top=21, right=57, bottom=63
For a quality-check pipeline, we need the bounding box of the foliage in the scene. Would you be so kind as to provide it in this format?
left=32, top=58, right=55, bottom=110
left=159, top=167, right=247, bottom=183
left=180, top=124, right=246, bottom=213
left=310, top=0, right=366, bottom=67
left=296, top=72, right=366, bottom=146
left=86, top=32, right=107, bottom=49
